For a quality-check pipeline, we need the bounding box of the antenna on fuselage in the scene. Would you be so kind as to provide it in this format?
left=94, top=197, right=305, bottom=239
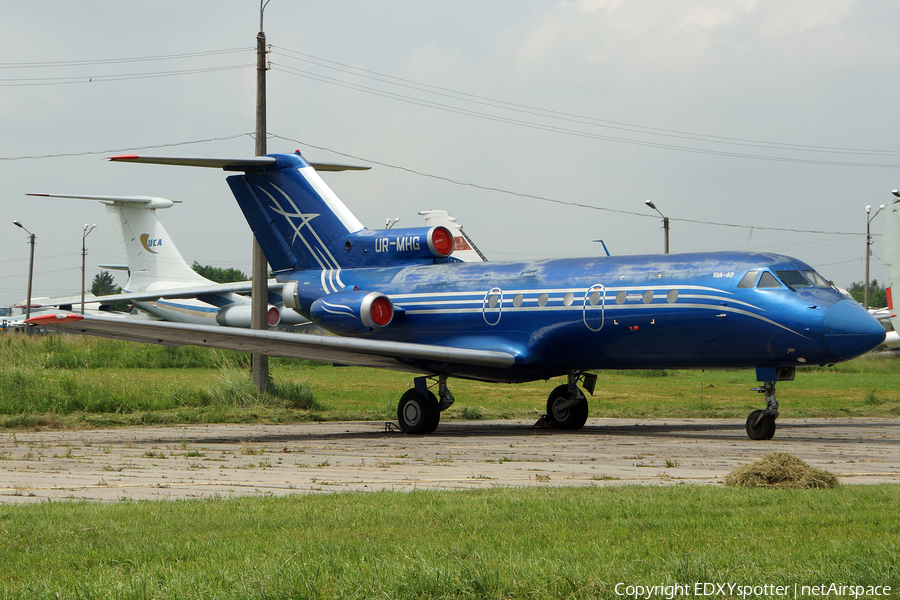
left=593, top=240, right=611, bottom=257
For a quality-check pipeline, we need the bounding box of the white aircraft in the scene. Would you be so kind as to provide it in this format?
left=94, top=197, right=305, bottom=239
left=25, top=193, right=296, bottom=328
left=879, top=191, right=900, bottom=348
left=25, top=193, right=484, bottom=329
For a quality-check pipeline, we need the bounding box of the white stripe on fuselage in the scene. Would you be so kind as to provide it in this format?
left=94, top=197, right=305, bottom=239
left=395, top=302, right=806, bottom=338
left=340, top=282, right=804, bottom=337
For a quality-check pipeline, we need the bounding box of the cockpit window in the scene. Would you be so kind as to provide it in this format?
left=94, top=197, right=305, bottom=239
left=737, top=271, right=760, bottom=288
left=803, top=270, right=833, bottom=289
left=775, top=271, right=815, bottom=288
left=757, top=272, right=782, bottom=288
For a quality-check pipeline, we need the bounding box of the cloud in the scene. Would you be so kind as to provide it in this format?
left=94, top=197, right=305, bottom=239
left=511, top=0, right=863, bottom=82
left=402, top=44, right=468, bottom=85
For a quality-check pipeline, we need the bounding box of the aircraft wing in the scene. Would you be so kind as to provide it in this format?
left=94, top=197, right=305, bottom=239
left=30, top=280, right=284, bottom=308
left=25, top=313, right=517, bottom=373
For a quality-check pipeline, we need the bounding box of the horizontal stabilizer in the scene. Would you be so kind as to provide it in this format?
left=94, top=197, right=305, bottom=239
left=108, top=155, right=371, bottom=172
left=28, top=193, right=181, bottom=210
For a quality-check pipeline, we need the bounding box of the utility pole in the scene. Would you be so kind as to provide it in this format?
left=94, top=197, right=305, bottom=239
left=865, top=203, right=885, bottom=310
left=13, top=221, right=35, bottom=333
left=81, top=223, right=96, bottom=315
left=251, top=0, right=271, bottom=392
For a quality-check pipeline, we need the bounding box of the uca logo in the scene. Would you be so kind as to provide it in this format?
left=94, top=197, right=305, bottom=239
left=140, top=233, right=163, bottom=254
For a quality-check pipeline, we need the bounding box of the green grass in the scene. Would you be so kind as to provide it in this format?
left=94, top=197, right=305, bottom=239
left=0, top=335, right=897, bottom=598
left=0, top=333, right=898, bottom=429
left=0, top=485, right=897, bottom=599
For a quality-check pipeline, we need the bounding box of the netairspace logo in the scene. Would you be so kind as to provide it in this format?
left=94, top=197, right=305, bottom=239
left=614, top=582, right=892, bottom=599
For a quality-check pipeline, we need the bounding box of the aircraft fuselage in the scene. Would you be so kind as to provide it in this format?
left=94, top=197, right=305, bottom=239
left=283, top=250, right=884, bottom=383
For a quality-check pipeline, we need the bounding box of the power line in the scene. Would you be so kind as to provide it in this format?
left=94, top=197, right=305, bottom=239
left=0, top=129, right=876, bottom=239
left=5, top=42, right=899, bottom=166
left=272, top=64, right=900, bottom=168
left=276, top=134, right=868, bottom=237
left=0, top=47, right=253, bottom=69
left=271, top=46, right=900, bottom=166
left=0, top=133, right=253, bottom=161
left=0, top=64, right=252, bottom=87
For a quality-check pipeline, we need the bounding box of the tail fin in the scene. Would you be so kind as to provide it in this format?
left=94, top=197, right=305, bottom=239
left=884, top=195, right=900, bottom=314
left=107, top=153, right=463, bottom=272
left=226, top=153, right=366, bottom=272
left=27, top=194, right=211, bottom=291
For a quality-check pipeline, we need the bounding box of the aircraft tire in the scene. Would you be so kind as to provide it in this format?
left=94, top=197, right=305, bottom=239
left=745, top=409, right=776, bottom=440
left=545, top=385, right=589, bottom=430
left=397, top=389, right=440, bottom=434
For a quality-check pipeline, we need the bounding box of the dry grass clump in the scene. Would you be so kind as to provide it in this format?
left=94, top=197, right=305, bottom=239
left=724, top=452, right=839, bottom=489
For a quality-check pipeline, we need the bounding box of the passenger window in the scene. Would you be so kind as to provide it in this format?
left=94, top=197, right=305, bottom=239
left=775, top=271, right=814, bottom=288
left=757, top=272, right=782, bottom=288
left=737, top=271, right=760, bottom=288
left=803, top=270, right=832, bottom=289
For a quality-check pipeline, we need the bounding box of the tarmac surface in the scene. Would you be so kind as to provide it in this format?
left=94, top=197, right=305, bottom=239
left=1, top=417, right=898, bottom=503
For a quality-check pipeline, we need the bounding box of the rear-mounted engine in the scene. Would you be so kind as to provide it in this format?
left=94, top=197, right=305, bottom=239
left=215, top=305, right=281, bottom=328
left=341, top=226, right=453, bottom=265
left=309, top=290, right=394, bottom=334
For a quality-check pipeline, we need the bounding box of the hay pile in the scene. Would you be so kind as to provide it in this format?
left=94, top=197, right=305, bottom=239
left=724, top=452, right=840, bottom=489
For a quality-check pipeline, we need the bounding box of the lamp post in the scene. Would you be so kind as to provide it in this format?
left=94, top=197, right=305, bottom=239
left=644, top=200, right=669, bottom=254
left=865, top=204, right=885, bottom=310
left=12, top=221, right=35, bottom=331
left=81, top=223, right=96, bottom=315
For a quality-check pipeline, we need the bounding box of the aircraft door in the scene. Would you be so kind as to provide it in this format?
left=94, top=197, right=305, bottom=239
left=482, top=287, right=502, bottom=326
left=583, top=284, right=606, bottom=331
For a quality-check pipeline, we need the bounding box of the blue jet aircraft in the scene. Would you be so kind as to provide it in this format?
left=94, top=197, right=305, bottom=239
left=29, top=152, right=887, bottom=439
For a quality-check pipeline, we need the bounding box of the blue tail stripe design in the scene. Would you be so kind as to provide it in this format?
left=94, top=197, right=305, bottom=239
left=227, top=165, right=359, bottom=272
left=227, top=175, right=298, bottom=272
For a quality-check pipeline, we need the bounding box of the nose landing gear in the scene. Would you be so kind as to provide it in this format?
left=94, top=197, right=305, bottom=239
left=745, top=367, right=793, bottom=440
left=746, top=381, right=779, bottom=440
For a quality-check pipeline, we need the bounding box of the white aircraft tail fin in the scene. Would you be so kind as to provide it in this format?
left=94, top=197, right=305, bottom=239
left=881, top=194, right=900, bottom=345
left=884, top=196, right=900, bottom=311
left=27, top=194, right=211, bottom=291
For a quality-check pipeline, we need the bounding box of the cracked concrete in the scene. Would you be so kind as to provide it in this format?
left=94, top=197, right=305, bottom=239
left=1, top=417, right=897, bottom=503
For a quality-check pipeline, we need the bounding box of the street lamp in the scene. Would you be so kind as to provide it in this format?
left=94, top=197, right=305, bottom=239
left=81, top=223, right=96, bottom=315
left=865, top=204, right=885, bottom=310
left=12, top=221, right=35, bottom=331
left=644, top=200, right=670, bottom=254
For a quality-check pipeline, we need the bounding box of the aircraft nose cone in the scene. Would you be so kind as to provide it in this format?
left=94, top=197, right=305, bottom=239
left=823, top=300, right=886, bottom=361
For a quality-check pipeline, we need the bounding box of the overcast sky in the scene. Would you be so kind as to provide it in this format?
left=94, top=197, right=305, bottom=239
left=2, top=0, right=899, bottom=307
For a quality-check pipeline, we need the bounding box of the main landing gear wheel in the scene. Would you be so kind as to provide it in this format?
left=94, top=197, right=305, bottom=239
left=745, top=409, right=776, bottom=440
left=545, top=384, right=589, bottom=430
left=397, top=389, right=440, bottom=434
